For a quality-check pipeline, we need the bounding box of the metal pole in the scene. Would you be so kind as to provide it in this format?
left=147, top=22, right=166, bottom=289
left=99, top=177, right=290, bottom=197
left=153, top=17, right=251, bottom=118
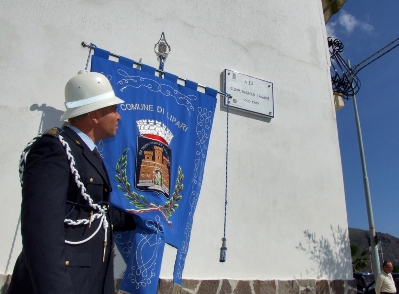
left=348, top=59, right=381, bottom=275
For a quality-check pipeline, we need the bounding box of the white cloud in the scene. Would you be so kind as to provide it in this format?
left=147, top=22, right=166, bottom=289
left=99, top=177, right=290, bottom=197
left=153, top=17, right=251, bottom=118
left=338, top=10, right=358, bottom=33
left=337, top=10, right=375, bottom=34
left=326, top=22, right=338, bottom=40
left=360, top=22, right=374, bottom=33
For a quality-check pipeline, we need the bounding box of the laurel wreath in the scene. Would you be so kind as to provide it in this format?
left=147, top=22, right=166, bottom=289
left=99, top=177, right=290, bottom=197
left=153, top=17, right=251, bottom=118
left=115, top=148, right=184, bottom=224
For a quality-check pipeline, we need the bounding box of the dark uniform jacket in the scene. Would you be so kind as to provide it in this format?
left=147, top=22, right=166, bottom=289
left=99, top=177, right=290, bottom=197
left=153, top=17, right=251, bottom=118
left=8, top=126, right=135, bottom=294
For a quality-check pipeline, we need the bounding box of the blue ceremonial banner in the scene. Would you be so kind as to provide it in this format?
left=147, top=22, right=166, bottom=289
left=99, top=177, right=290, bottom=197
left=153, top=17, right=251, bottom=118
left=91, top=49, right=217, bottom=293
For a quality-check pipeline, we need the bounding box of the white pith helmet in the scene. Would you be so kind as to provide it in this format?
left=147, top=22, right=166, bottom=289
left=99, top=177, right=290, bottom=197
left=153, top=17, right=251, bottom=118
left=60, top=70, right=124, bottom=121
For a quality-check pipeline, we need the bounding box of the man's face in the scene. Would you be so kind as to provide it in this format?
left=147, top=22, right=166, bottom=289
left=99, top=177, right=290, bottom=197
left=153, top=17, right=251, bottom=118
left=383, top=262, right=394, bottom=274
left=94, top=105, right=121, bottom=141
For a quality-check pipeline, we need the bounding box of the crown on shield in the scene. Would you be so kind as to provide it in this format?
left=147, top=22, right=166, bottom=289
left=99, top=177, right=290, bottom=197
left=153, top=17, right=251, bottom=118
left=137, top=119, right=174, bottom=145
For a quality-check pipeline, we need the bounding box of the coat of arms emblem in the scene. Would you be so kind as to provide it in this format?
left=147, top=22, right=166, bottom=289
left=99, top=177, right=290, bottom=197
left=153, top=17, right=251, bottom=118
left=134, top=120, right=173, bottom=198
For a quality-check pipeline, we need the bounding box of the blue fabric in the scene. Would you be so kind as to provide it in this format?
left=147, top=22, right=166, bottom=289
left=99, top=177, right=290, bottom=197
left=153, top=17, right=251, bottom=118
left=164, top=72, right=178, bottom=83
left=91, top=55, right=217, bottom=293
left=140, top=64, right=156, bottom=74
left=93, top=48, right=110, bottom=59
left=119, top=56, right=135, bottom=68
left=185, top=79, right=198, bottom=90
left=205, top=87, right=218, bottom=98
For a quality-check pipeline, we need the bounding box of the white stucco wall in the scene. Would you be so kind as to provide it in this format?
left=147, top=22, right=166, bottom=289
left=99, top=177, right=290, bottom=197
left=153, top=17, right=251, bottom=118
left=0, top=0, right=352, bottom=281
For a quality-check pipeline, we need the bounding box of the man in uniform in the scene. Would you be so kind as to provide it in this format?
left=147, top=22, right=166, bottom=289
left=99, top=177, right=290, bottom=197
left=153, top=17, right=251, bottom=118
left=8, top=70, right=135, bottom=294
left=376, top=261, right=397, bottom=294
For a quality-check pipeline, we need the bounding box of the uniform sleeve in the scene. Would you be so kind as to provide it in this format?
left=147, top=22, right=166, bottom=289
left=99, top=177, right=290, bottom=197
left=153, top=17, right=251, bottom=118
left=110, top=206, right=136, bottom=231
left=21, top=136, right=75, bottom=294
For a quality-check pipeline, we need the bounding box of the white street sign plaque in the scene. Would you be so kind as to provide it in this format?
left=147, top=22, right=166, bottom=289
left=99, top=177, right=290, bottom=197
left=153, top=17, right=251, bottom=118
left=223, top=69, right=274, bottom=118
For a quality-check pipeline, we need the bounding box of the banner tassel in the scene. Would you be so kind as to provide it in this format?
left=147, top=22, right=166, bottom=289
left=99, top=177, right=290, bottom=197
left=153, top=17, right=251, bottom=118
left=219, top=238, right=227, bottom=262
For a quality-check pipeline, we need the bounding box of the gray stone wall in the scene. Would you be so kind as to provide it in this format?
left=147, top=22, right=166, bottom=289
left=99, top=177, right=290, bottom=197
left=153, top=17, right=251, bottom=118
left=120, top=278, right=357, bottom=294
left=0, top=274, right=356, bottom=293
left=0, top=274, right=11, bottom=294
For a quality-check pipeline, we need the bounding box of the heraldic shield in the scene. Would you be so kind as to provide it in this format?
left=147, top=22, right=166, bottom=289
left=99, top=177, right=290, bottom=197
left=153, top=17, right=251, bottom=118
left=91, top=47, right=217, bottom=294
left=135, top=121, right=172, bottom=199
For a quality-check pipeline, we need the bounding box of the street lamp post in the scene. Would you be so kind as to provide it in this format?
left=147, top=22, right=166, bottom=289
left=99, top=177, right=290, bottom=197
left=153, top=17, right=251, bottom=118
left=347, top=60, right=380, bottom=275
left=329, top=37, right=399, bottom=274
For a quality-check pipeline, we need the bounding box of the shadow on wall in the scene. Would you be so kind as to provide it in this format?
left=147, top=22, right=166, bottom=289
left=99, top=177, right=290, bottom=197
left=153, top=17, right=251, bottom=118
left=30, top=104, right=64, bottom=133
left=296, top=225, right=351, bottom=279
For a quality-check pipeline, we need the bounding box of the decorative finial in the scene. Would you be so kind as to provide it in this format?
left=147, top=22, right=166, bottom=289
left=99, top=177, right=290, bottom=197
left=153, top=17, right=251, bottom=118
left=154, top=32, right=171, bottom=71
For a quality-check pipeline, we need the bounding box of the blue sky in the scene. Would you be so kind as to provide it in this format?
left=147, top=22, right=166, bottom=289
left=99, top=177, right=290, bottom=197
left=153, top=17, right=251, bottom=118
left=326, top=1, right=399, bottom=239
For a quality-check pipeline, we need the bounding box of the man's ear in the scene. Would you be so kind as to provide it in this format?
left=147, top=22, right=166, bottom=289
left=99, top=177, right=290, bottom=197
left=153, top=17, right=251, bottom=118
left=89, top=110, right=100, bottom=123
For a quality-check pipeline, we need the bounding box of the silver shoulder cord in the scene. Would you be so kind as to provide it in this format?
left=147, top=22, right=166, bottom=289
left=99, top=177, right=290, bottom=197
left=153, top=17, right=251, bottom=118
left=19, top=134, right=109, bottom=246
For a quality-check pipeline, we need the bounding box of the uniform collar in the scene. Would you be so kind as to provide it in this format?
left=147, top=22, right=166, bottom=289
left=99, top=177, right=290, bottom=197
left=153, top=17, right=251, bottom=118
left=66, top=125, right=96, bottom=151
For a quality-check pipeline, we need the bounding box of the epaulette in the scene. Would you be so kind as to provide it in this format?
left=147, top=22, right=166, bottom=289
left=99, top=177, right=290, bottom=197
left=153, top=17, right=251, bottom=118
left=43, top=127, right=62, bottom=138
